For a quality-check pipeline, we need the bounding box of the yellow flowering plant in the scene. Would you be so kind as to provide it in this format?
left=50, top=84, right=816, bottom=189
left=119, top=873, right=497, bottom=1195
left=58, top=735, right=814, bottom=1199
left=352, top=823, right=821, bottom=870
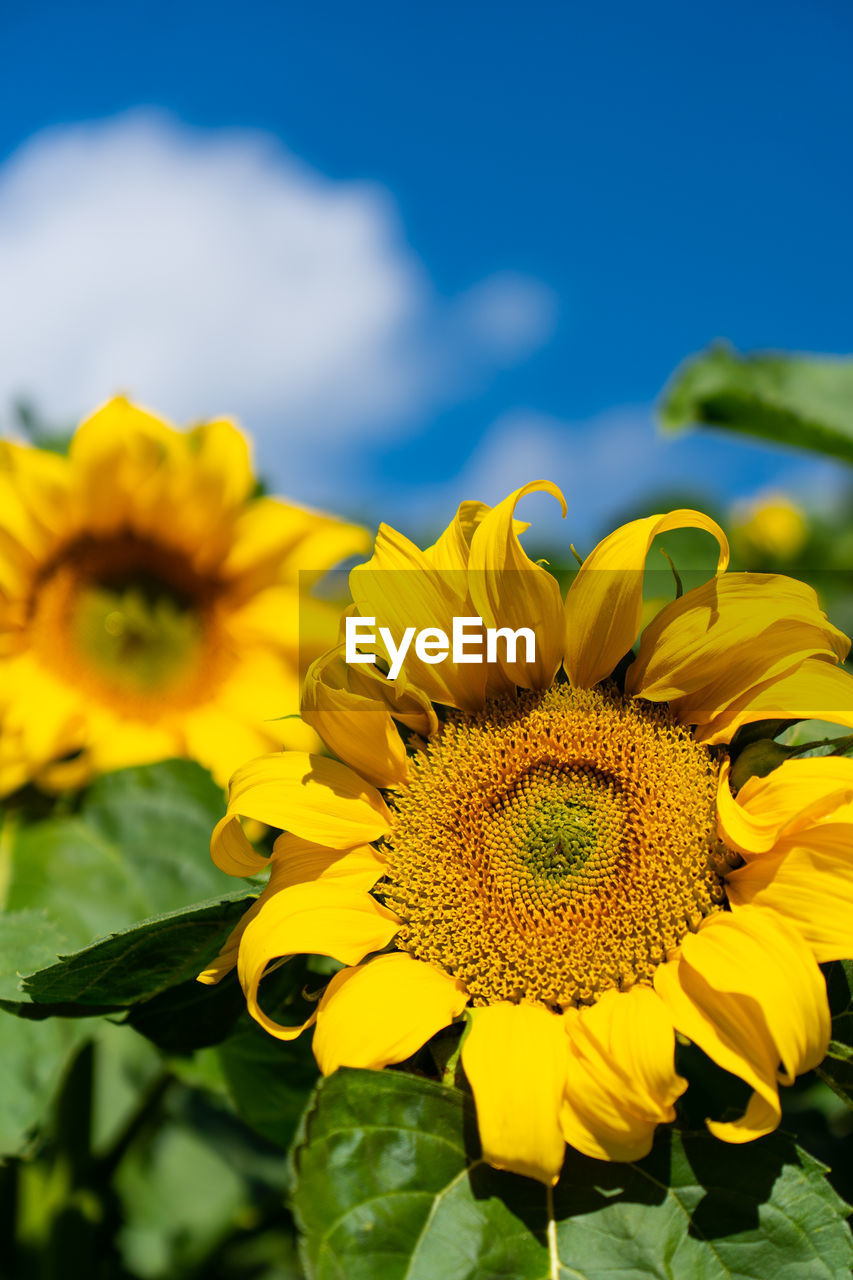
left=0, top=396, right=366, bottom=793
left=0, top=396, right=375, bottom=1275
left=4, top=405, right=853, bottom=1275
left=160, top=479, right=853, bottom=1272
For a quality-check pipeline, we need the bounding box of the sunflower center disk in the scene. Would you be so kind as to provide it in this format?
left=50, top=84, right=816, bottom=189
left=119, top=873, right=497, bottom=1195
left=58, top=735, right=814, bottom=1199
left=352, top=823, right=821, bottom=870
left=71, top=575, right=204, bottom=692
left=30, top=535, right=225, bottom=708
left=383, top=683, right=726, bottom=1008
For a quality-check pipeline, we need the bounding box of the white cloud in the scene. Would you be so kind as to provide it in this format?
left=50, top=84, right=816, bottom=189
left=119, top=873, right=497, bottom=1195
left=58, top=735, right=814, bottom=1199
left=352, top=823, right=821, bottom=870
left=0, top=112, right=555, bottom=500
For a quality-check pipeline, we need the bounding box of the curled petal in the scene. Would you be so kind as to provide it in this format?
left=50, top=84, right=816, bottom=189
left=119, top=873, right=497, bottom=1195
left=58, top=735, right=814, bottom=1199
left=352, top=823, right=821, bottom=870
left=565, top=509, right=728, bottom=690
left=425, top=500, right=494, bottom=570
left=462, top=1001, right=568, bottom=1185
left=654, top=908, right=829, bottom=1142
left=468, top=481, right=567, bottom=690
left=627, top=574, right=848, bottom=720
left=349, top=522, right=485, bottom=710
left=313, top=953, right=468, bottom=1073
left=717, top=756, right=853, bottom=856
left=561, top=987, right=686, bottom=1162
left=348, top=662, right=438, bottom=737
left=199, top=839, right=386, bottom=985
left=236, top=882, right=399, bottom=1040
left=302, top=645, right=409, bottom=788
left=695, top=657, right=853, bottom=745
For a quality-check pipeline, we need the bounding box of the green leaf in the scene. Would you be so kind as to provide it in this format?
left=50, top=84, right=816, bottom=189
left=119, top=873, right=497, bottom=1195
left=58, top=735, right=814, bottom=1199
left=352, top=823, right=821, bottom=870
left=292, top=1068, right=853, bottom=1280
left=217, top=961, right=321, bottom=1151
left=126, top=971, right=247, bottom=1055
left=5, top=759, right=236, bottom=955
left=659, top=342, right=853, bottom=463
left=219, top=1016, right=319, bottom=1154
left=20, top=894, right=252, bottom=1009
left=0, top=758, right=250, bottom=1026
left=0, top=910, right=72, bottom=1003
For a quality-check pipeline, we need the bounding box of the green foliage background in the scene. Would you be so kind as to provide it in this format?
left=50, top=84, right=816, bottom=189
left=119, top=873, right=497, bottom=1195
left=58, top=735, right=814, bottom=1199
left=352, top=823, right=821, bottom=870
left=3, top=347, right=853, bottom=1278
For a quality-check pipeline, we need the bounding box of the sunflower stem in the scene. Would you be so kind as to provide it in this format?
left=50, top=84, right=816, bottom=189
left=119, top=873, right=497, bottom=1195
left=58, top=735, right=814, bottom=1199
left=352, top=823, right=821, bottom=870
left=438, top=1015, right=473, bottom=1087
left=546, top=1183, right=559, bottom=1280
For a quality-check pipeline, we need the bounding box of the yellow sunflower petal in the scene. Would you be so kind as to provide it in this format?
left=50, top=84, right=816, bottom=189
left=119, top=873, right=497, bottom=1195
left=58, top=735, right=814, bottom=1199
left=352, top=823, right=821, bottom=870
left=301, top=645, right=409, bottom=788
left=627, top=574, right=848, bottom=720
left=210, top=814, right=270, bottom=878
left=425, top=500, right=492, bottom=571
left=717, top=756, right=853, bottom=856
left=727, top=825, right=853, bottom=962
left=211, top=751, right=392, bottom=876
left=78, top=710, right=179, bottom=776
left=198, top=841, right=385, bottom=985
left=183, top=705, right=274, bottom=788
left=349, top=521, right=486, bottom=710
left=187, top=417, right=255, bottom=513
left=312, top=953, right=467, bottom=1074
left=424, top=496, right=529, bottom=573
left=68, top=397, right=178, bottom=533
left=462, top=1001, right=568, bottom=1185
left=270, top=834, right=387, bottom=889
left=565, top=509, right=729, bottom=690
left=198, top=860, right=291, bottom=987
left=0, top=441, right=69, bottom=566
left=236, top=882, right=399, bottom=1039
left=560, top=987, right=686, bottom=1163
left=467, top=481, right=567, bottom=690
left=695, top=657, right=853, bottom=745
left=225, top=496, right=367, bottom=584
left=0, top=655, right=85, bottom=768
left=347, top=661, right=439, bottom=737
left=654, top=908, right=829, bottom=1142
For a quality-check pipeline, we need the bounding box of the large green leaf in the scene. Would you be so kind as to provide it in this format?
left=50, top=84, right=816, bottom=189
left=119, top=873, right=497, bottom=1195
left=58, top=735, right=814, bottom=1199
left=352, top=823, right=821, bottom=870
left=215, top=960, right=322, bottom=1151
left=291, top=1068, right=853, bottom=1280
left=0, top=757, right=250, bottom=1015
left=0, top=893, right=252, bottom=1152
left=0, top=912, right=94, bottom=1154
left=5, top=759, right=236, bottom=954
left=0, top=910, right=71, bottom=1002
left=219, top=1015, right=320, bottom=1154
left=659, top=343, right=853, bottom=463
left=18, top=894, right=252, bottom=1009
left=126, top=971, right=248, bottom=1054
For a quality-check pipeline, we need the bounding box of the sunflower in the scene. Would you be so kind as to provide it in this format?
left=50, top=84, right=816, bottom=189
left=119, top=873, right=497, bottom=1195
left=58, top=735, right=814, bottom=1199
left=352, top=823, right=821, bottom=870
left=0, top=397, right=365, bottom=793
left=201, top=481, right=853, bottom=1185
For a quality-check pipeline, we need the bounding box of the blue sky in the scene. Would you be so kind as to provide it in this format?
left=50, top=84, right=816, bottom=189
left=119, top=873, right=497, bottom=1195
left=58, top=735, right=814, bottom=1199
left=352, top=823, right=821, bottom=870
left=2, top=0, right=852, bottom=542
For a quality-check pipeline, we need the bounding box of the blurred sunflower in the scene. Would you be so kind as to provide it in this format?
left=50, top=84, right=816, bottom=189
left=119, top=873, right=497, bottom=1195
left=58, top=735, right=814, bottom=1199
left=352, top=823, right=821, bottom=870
left=201, top=482, right=853, bottom=1185
left=0, top=397, right=365, bottom=793
left=730, top=489, right=809, bottom=561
